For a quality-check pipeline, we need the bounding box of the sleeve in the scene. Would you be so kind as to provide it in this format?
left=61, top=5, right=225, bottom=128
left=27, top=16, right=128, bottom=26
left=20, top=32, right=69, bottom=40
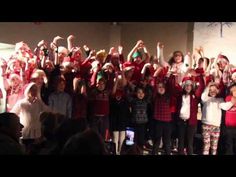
left=11, top=101, right=21, bottom=115
left=201, top=87, right=211, bottom=103
left=219, top=96, right=234, bottom=111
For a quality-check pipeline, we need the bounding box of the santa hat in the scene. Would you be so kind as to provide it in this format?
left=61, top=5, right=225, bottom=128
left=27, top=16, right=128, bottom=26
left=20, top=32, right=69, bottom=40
left=15, top=41, right=30, bottom=52
left=9, top=73, right=21, bottom=81
left=102, top=63, right=114, bottom=70
left=181, top=76, right=193, bottom=87
left=231, top=68, right=236, bottom=78
left=62, top=57, right=74, bottom=67
left=122, top=62, right=135, bottom=71
left=217, top=54, right=229, bottom=63
left=58, top=46, right=69, bottom=56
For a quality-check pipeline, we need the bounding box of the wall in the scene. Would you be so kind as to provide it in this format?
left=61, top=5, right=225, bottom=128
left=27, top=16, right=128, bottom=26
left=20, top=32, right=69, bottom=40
left=120, top=22, right=193, bottom=60
left=193, top=22, right=236, bottom=66
left=0, top=22, right=193, bottom=61
left=0, top=22, right=110, bottom=52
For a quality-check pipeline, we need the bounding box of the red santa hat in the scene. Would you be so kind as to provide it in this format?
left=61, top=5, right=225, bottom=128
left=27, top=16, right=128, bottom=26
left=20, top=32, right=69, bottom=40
left=62, top=57, right=74, bottom=67
left=102, top=63, right=114, bottom=70
left=9, top=73, right=21, bottom=82
left=182, top=76, right=193, bottom=87
left=58, top=46, right=69, bottom=55
left=217, top=54, right=229, bottom=63
left=231, top=68, right=236, bottom=78
left=15, top=41, right=30, bottom=52
left=122, top=62, right=135, bottom=71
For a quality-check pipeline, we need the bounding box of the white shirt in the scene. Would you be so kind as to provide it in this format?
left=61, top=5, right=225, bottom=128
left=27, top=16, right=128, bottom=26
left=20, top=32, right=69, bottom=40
left=11, top=98, right=50, bottom=139
left=201, top=87, right=234, bottom=127
left=180, top=95, right=191, bottom=120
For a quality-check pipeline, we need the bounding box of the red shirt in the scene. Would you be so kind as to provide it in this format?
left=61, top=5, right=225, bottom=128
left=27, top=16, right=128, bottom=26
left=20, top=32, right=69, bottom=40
left=225, top=95, right=236, bottom=127
left=153, top=94, right=172, bottom=122
left=131, top=61, right=145, bottom=84
left=72, top=94, right=88, bottom=119
left=89, top=89, right=110, bottom=116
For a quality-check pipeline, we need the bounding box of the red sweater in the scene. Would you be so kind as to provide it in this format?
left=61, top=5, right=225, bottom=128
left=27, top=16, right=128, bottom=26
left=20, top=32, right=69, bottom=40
left=89, top=88, right=110, bottom=117
left=153, top=94, right=172, bottom=122
left=225, top=95, right=236, bottom=127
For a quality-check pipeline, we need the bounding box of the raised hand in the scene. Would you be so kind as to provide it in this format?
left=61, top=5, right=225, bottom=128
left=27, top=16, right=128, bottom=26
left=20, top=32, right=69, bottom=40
left=67, top=35, right=75, bottom=41
left=118, top=45, right=123, bottom=55
left=37, top=40, right=46, bottom=47
left=53, top=36, right=63, bottom=44
left=109, top=47, right=116, bottom=55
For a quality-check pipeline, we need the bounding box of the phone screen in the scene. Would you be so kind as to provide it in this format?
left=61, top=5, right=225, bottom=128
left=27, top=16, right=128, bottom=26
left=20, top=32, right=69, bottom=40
left=125, top=127, right=135, bottom=146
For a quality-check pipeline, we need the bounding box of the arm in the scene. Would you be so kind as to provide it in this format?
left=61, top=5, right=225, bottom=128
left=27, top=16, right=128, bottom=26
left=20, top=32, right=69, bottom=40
left=141, top=63, right=151, bottom=77
left=219, top=97, right=235, bottom=110
left=51, top=36, right=63, bottom=65
left=195, top=74, right=205, bottom=98
left=127, top=40, right=143, bottom=62
left=81, top=50, right=95, bottom=65
left=157, top=42, right=169, bottom=68
left=11, top=101, right=21, bottom=114
left=83, top=45, right=91, bottom=57
left=112, top=74, right=119, bottom=95
left=67, top=35, right=75, bottom=51
left=118, top=46, right=124, bottom=64
left=143, top=45, right=150, bottom=63
left=201, top=86, right=211, bottom=103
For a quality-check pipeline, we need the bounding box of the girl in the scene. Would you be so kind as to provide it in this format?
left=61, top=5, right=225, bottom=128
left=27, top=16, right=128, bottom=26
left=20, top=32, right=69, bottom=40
left=129, top=86, right=149, bottom=152
left=72, top=77, right=88, bottom=130
left=223, top=84, right=236, bottom=154
left=201, top=82, right=235, bottom=155
left=110, top=75, right=130, bottom=154
left=11, top=83, right=50, bottom=152
left=176, top=75, right=205, bottom=155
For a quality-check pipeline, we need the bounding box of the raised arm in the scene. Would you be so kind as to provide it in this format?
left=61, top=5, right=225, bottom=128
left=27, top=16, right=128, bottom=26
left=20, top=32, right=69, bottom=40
left=157, top=42, right=169, bottom=68
left=67, top=35, right=75, bottom=51
left=127, top=40, right=143, bottom=62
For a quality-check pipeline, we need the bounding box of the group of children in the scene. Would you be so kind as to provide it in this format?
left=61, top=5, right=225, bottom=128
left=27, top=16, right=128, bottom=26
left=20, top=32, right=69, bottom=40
left=0, top=35, right=236, bottom=155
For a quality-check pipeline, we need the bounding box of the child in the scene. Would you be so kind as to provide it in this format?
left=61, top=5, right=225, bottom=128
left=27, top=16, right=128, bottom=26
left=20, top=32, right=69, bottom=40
left=72, top=78, right=88, bottom=130
left=11, top=83, right=50, bottom=152
left=223, top=84, right=236, bottom=154
left=88, top=78, right=110, bottom=140
left=177, top=75, right=205, bottom=155
left=152, top=82, right=174, bottom=155
left=201, top=82, right=234, bottom=155
left=48, top=77, right=72, bottom=119
left=129, top=86, right=149, bottom=151
left=110, top=76, right=130, bottom=154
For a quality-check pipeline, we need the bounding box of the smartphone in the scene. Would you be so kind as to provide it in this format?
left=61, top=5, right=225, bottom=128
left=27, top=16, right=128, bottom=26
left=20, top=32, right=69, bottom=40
left=125, top=127, right=135, bottom=146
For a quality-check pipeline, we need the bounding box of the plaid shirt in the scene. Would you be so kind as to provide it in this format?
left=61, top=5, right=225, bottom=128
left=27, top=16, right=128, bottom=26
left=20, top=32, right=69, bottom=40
left=153, top=94, right=172, bottom=122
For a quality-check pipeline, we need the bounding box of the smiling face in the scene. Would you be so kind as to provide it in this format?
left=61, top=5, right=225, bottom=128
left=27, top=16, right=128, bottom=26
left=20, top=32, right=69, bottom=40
left=184, top=83, right=193, bottom=94
left=209, top=85, right=219, bottom=97
left=136, top=88, right=145, bottom=100
left=173, top=51, right=183, bottom=64
left=157, top=83, right=166, bottom=95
